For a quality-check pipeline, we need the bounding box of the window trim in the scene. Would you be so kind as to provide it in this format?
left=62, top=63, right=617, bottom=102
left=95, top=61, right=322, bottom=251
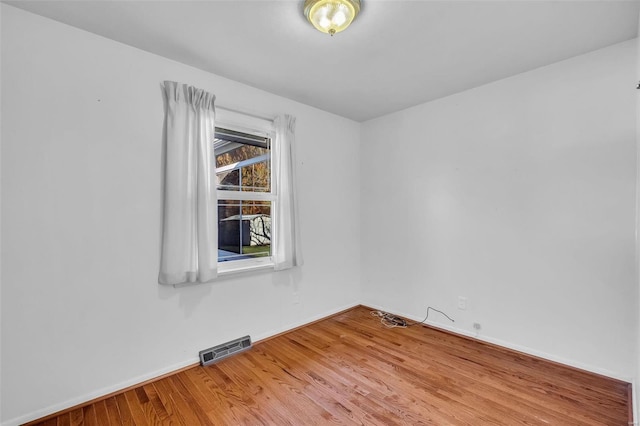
left=217, top=256, right=275, bottom=277
left=215, top=109, right=276, bottom=275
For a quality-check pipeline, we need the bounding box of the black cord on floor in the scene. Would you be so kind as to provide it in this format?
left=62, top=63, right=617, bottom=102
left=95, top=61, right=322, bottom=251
left=406, top=306, right=455, bottom=327
left=371, top=310, right=408, bottom=328
left=371, top=306, right=454, bottom=329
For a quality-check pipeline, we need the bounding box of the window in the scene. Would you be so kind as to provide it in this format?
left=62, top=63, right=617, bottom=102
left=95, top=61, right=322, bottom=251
left=215, top=110, right=276, bottom=274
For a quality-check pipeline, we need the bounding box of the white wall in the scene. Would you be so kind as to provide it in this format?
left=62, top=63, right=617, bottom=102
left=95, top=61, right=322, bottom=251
left=0, top=3, right=4, bottom=425
left=0, top=5, right=361, bottom=425
left=636, top=12, right=640, bottom=424
left=361, top=39, right=638, bottom=380
left=2, top=3, right=639, bottom=425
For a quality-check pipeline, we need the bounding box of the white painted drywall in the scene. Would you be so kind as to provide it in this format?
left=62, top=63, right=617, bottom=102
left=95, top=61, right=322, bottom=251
left=0, top=5, right=361, bottom=424
left=361, top=39, right=638, bottom=380
left=0, top=4, right=4, bottom=424
left=2, top=3, right=639, bottom=425
left=636, top=13, right=640, bottom=425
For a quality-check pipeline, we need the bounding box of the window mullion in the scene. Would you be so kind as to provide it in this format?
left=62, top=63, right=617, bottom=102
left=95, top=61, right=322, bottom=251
left=216, top=190, right=274, bottom=201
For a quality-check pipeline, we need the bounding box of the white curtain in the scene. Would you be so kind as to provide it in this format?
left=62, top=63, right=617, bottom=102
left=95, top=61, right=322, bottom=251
left=273, top=115, right=304, bottom=270
left=158, top=81, right=217, bottom=285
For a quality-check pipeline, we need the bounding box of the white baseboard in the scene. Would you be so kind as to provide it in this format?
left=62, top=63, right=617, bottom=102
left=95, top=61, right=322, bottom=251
left=5, top=301, right=632, bottom=426
left=2, top=301, right=361, bottom=426
left=363, top=302, right=633, bottom=383
left=254, top=302, right=360, bottom=343
left=2, top=358, right=198, bottom=426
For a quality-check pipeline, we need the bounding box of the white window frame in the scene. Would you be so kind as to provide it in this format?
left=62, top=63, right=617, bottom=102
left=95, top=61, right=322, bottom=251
left=215, top=109, right=276, bottom=276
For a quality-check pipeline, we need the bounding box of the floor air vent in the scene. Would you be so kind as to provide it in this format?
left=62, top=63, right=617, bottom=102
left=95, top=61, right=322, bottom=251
left=199, top=335, right=252, bottom=366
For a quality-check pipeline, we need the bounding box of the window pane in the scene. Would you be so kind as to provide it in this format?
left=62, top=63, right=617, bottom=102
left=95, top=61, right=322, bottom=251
left=215, top=129, right=270, bottom=193
left=218, top=200, right=271, bottom=262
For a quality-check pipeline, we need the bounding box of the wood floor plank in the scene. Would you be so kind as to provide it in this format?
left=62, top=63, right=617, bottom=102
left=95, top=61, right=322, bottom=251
left=68, top=408, right=84, bottom=426
left=57, top=414, right=71, bottom=426
left=200, top=363, right=272, bottom=424
left=112, top=394, right=134, bottom=426
left=328, top=313, right=625, bottom=424
left=246, top=344, right=383, bottom=425
left=141, top=384, right=170, bottom=422
left=203, top=355, right=300, bottom=424
left=293, top=326, right=508, bottom=425
left=81, top=404, right=98, bottom=426
left=92, top=401, right=111, bottom=426
left=178, top=367, right=245, bottom=424
left=123, top=388, right=162, bottom=426
left=261, top=335, right=438, bottom=425
left=103, top=397, right=122, bottom=426
left=26, top=306, right=631, bottom=425
left=165, top=375, right=214, bottom=425
left=185, top=366, right=249, bottom=423
left=213, top=354, right=336, bottom=424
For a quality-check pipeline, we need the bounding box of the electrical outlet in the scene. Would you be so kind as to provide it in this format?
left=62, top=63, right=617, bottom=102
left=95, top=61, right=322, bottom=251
left=473, top=322, right=481, bottom=330
left=457, top=296, right=467, bottom=310
left=293, top=293, right=300, bottom=305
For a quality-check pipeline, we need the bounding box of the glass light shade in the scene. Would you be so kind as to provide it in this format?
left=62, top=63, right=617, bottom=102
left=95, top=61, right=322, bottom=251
left=304, top=0, right=361, bottom=36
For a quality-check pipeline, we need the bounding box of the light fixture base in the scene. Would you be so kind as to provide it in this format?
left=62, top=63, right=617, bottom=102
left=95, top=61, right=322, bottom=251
left=304, top=0, right=361, bottom=36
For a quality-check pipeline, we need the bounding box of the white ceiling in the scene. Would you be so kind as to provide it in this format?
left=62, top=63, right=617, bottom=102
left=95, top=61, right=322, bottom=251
left=6, top=0, right=640, bottom=122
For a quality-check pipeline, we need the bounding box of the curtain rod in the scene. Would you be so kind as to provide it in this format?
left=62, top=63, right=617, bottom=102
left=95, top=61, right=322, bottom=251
left=217, top=105, right=276, bottom=123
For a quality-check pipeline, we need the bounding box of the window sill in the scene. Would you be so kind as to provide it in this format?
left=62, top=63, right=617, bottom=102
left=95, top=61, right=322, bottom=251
left=217, top=257, right=274, bottom=276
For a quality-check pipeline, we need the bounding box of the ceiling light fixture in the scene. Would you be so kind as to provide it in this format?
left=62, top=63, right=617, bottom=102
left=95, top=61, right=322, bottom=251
left=304, top=0, right=361, bottom=36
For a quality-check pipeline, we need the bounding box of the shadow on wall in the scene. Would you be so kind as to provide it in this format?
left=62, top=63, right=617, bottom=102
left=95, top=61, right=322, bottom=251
left=158, top=279, right=214, bottom=318
left=271, top=265, right=303, bottom=294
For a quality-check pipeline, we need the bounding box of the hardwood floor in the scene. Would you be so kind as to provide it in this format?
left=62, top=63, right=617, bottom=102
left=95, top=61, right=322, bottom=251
left=28, top=306, right=631, bottom=425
